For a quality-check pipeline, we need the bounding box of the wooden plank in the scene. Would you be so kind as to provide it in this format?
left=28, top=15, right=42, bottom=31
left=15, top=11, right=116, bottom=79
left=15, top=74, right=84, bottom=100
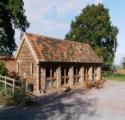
left=62, top=76, right=69, bottom=79
left=0, top=79, right=5, bottom=84
left=73, top=75, right=80, bottom=77
left=12, top=80, right=15, bottom=94
left=50, top=66, right=52, bottom=78
left=0, top=76, right=21, bottom=83
left=0, top=76, right=6, bottom=79
left=0, top=75, right=23, bottom=95
left=0, top=76, right=15, bottom=82
left=4, top=76, right=7, bottom=94
left=46, top=77, right=56, bottom=80
left=22, top=79, right=26, bottom=106
left=0, top=79, right=21, bottom=89
left=64, top=68, right=67, bottom=84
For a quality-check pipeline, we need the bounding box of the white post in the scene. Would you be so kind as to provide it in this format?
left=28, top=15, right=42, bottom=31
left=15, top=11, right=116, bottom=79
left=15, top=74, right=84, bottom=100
left=12, top=79, right=15, bottom=94
left=4, top=76, right=7, bottom=94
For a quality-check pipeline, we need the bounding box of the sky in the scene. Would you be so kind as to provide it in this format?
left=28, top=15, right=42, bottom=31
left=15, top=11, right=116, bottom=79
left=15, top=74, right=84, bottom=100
left=16, top=0, right=125, bottom=65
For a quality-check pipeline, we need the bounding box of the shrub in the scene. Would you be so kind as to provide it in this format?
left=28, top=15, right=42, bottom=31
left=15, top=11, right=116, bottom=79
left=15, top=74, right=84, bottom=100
left=122, top=58, right=125, bottom=69
left=7, top=71, right=20, bottom=80
left=12, top=90, right=23, bottom=105
left=0, top=60, right=7, bottom=76
left=63, top=86, right=71, bottom=92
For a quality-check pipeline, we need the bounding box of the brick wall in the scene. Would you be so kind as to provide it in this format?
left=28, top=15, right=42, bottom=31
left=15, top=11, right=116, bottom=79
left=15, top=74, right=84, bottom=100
left=5, top=60, right=16, bottom=72
left=0, top=56, right=16, bottom=73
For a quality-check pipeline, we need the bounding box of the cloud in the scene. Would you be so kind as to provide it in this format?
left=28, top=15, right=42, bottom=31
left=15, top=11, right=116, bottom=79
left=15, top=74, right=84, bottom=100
left=22, top=0, right=103, bottom=39
left=56, top=0, right=103, bottom=16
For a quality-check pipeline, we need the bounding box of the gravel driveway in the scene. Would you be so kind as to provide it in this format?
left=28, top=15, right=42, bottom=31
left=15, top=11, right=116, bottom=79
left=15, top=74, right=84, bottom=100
left=0, top=80, right=125, bottom=120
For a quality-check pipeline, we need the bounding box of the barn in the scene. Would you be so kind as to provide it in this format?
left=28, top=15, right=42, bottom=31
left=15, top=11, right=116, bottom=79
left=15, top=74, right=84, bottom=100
left=15, top=33, right=102, bottom=94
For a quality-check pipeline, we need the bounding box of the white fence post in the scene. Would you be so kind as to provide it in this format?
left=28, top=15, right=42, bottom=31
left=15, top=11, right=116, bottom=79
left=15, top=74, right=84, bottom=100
left=4, top=76, right=7, bottom=94
left=12, top=79, right=15, bottom=94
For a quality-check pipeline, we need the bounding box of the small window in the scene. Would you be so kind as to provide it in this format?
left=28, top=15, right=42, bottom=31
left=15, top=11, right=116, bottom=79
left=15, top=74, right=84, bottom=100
left=31, top=63, right=34, bottom=75
left=46, top=66, right=56, bottom=88
left=73, top=66, right=80, bottom=84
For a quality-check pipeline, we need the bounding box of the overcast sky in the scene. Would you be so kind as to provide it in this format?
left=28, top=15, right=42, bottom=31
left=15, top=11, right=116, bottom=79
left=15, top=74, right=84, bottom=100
left=16, top=0, right=125, bottom=65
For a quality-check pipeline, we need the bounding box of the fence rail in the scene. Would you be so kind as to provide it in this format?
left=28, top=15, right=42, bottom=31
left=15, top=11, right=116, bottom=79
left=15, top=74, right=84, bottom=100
left=0, top=75, right=23, bottom=94
left=0, top=75, right=39, bottom=105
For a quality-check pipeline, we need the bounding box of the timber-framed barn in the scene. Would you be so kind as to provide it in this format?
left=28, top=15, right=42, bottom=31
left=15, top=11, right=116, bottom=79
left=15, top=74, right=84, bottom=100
left=15, top=33, right=102, bottom=94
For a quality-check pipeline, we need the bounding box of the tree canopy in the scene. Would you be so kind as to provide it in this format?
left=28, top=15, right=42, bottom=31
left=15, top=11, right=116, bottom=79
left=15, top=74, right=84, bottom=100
left=0, top=0, right=29, bottom=55
left=65, top=4, right=118, bottom=66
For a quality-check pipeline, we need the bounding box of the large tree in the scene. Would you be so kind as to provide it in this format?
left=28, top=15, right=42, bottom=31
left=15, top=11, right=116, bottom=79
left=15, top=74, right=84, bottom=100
left=0, top=0, right=29, bottom=55
left=65, top=4, right=118, bottom=66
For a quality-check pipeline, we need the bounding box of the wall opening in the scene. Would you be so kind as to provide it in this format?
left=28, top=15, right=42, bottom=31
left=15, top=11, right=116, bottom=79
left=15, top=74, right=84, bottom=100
left=73, top=66, right=80, bottom=84
left=61, top=66, right=69, bottom=86
left=45, top=66, right=56, bottom=89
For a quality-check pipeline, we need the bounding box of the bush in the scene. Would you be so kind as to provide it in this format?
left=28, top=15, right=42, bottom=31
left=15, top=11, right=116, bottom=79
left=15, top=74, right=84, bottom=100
left=0, top=60, right=7, bottom=76
left=12, top=90, right=23, bottom=105
left=63, top=87, right=71, bottom=92
left=0, top=83, right=4, bottom=94
left=122, top=58, right=125, bottom=69
left=7, top=71, right=20, bottom=80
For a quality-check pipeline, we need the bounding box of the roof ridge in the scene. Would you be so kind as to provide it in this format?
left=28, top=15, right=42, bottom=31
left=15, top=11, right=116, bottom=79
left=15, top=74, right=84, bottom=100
left=25, top=32, right=89, bottom=46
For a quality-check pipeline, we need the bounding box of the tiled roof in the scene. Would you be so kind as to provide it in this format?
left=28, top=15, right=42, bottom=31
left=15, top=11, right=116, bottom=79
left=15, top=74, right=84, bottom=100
left=25, top=33, right=102, bottom=63
left=0, top=56, right=15, bottom=60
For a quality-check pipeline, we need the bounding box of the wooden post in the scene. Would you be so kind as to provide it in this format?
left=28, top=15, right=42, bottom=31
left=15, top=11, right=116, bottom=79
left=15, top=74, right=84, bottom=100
left=96, top=67, right=101, bottom=80
left=64, top=68, right=66, bottom=85
left=34, top=64, right=40, bottom=94
left=22, top=78, right=26, bottom=106
left=12, top=79, right=15, bottom=94
left=80, top=66, right=84, bottom=85
left=40, top=66, right=46, bottom=93
left=69, top=66, right=73, bottom=87
left=4, top=76, right=7, bottom=94
left=88, top=67, right=92, bottom=81
left=56, top=66, right=61, bottom=88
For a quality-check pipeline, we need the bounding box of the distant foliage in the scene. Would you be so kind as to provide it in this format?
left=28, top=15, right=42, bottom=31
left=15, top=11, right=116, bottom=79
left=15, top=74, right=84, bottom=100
left=122, top=58, right=125, bottom=69
left=65, top=4, right=118, bottom=67
left=0, top=60, right=7, bottom=75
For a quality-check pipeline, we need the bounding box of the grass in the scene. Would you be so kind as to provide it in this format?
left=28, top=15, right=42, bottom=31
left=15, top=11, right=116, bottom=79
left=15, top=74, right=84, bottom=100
left=103, top=73, right=125, bottom=81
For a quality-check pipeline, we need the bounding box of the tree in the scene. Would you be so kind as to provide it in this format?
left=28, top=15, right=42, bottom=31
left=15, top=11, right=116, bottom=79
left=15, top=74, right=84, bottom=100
left=122, top=58, right=125, bottom=69
left=65, top=4, right=118, bottom=66
left=0, top=0, right=29, bottom=55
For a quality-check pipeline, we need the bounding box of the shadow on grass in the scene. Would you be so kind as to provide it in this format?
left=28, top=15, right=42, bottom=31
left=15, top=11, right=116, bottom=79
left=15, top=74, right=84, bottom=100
left=0, top=89, right=97, bottom=120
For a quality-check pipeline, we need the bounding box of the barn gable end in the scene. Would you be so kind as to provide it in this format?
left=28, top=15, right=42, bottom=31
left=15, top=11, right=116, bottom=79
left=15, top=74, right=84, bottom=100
left=16, top=38, right=39, bottom=92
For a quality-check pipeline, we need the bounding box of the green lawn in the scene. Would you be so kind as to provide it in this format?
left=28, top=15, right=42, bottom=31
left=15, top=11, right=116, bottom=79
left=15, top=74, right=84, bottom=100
left=103, top=73, right=125, bottom=81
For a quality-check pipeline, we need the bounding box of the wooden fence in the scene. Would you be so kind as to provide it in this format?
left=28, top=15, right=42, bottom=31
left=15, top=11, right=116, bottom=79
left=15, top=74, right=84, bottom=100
left=0, top=75, right=25, bottom=93
left=0, top=75, right=26, bottom=105
left=0, top=75, right=40, bottom=104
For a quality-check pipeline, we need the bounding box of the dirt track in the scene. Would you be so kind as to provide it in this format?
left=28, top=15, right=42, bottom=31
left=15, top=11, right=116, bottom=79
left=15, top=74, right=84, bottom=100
left=0, top=80, right=125, bottom=120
